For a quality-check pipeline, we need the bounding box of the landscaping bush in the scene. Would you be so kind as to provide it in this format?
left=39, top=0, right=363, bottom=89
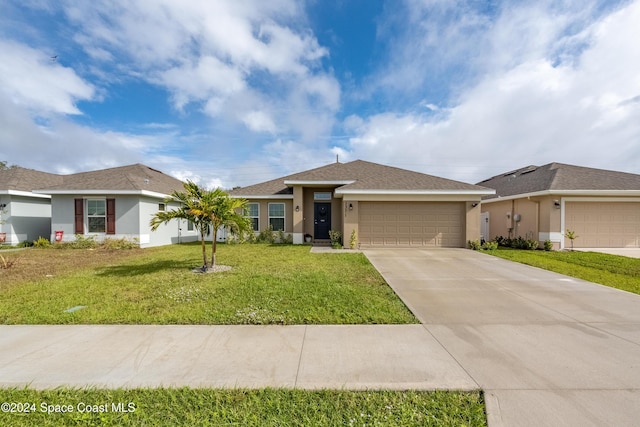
left=329, top=230, right=342, bottom=249
left=277, top=230, right=293, bottom=244
left=481, top=240, right=498, bottom=250
left=468, top=239, right=482, bottom=250
left=32, top=237, right=51, bottom=248
left=18, top=239, right=34, bottom=248
left=543, top=239, right=553, bottom=251
left=495, top=235, right=538, bottom=250
left=256, top=225, right=276, bottom=243
left=101, top=237, right=139, bottom=249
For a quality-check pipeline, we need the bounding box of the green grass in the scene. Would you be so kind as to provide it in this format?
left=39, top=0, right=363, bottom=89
left=0, top=388, right=487, bottom=427
left=0, top=244, right=416, bottom=324
left=488, top=249, right=640, bottom=294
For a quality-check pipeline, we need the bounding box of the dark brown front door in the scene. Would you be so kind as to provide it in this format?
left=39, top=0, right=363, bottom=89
left=314, top=203, right=331, bottom=239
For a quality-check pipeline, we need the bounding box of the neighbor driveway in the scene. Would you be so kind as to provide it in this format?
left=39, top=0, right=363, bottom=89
left=364, top=248, right=640, bottom=427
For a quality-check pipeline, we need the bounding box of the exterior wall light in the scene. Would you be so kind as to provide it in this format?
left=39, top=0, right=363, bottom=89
left=348, top=203, right=353, bottom=210
left=295, top=205, right=300, bottom=212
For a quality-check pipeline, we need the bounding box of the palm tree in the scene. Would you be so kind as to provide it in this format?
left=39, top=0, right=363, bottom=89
left=150, top=181, right=211, bottom=267
left=150, top=181, right=251, bottom=270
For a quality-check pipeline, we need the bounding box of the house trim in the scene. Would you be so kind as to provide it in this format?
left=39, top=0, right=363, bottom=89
left=284, top=180, right=356, bottom=186
left=35, top=189, right=171, bottom=199
left=482, top=190, right=640, bottom=203
left=336, top=189, right=494, bottom=196
left=1, top=190, right=51, bottom=199
left=230, top=195, right=294, bottom=200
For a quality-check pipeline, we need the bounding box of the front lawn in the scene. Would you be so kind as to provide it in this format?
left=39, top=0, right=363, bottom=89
left=488, top=249, right=640, bottom=295
left=0, top=244, right=416, bottom=324
left=0, top=388, right=487, bottom=427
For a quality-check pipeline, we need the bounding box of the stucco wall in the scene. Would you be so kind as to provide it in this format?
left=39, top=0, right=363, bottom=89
left=0, top=195, right=51, bottom=244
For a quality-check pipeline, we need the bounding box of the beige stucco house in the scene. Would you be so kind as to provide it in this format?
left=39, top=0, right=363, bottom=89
left=477, top=163, right=640, bottom=249
left=229, top=160, right=494, bottom=247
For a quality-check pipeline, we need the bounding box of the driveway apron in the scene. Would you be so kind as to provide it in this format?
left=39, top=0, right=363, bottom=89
left=364, top=248, right=640, bottom=427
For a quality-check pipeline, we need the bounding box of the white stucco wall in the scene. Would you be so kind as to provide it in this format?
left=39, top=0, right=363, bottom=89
left=0, top=195, right=52, bottom=244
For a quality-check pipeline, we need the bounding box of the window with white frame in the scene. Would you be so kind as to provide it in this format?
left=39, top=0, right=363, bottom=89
left=246, top=203, right=259, bottom=231
left=268, top=203, right=285, bottom=231
left=187, top=221, right=194, bottom=231
left=87, top=199, right=106, bottom=233
left=158, top=203, right=166, bottom=211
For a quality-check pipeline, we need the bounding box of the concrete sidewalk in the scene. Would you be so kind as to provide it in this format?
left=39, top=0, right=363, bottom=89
left=364, top=248, right=640, bottom=427
left=0, top=324, right=476, bottom=391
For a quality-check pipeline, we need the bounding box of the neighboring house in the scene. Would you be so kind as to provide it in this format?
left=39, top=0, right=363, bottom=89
left=229, top=159, right=494, bottom=247
left=34, top=164, right=199, bottom=248
left=477, top=163, right=640, bottom=249
left=0, top=167, right=63, bottom=244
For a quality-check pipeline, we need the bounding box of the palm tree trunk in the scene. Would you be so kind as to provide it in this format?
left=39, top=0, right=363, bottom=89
left=210, top=226, right=217, bottom=267
left=200, top=230, right=207, bottom=267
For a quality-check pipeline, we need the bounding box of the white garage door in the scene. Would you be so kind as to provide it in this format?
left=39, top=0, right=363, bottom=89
left=359, top=202, right=465, bottom=247
left=565, top=202, right=640, bottom=248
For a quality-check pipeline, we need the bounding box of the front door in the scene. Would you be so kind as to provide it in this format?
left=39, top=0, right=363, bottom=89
left=314, top=203, right=331, bottom=239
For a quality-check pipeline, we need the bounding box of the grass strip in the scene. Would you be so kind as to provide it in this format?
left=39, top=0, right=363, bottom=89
left=489, top=249, right=640, bottom=295
left=0, top=387, right=486, bottom=427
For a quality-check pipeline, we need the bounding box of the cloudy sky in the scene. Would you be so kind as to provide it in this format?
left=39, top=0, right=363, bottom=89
left=1, top=0, right=639, bottom=188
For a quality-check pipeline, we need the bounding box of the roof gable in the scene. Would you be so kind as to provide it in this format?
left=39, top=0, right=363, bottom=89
left=230, top=160, right=492, bottom=196
left=478, top=163, right=640, bottom=199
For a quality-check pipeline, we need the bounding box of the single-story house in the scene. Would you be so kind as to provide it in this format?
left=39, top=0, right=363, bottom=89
left=34, top=164, right=199, bottom=248
left=477, top=163, right=640, bottom=249
left=0, top=167, right=63, bottom=244
left=229, top=159, right=494, bottom=247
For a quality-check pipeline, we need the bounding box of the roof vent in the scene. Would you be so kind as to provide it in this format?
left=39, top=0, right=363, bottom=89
left=144, top=179, right=150, bottom=185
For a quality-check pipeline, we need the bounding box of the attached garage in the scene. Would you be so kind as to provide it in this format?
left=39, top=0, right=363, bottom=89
left=359, top=201, right=465, bottom=247
left=565, top=202, right=640, bottom=248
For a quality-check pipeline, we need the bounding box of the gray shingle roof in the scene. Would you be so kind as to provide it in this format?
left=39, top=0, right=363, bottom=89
left=36, top=164, right=185, bottom=195
left=478, top=162, right=640, bottom=199
left=230, top=160, right=491, bottom=196
left=0, top=167, right=63, bottom=192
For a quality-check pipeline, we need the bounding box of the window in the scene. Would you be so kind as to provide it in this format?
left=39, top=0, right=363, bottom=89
left=87, top=199, right=106, bottom=233
left=268, top=203, right=285, bottom=231
left=187, top=221, right=194, bottom=231
left=314, top=192, right=332, bottom=200
left=158, top=203, right=166, bottom=211
left=246, top=203, right=259, bottom=231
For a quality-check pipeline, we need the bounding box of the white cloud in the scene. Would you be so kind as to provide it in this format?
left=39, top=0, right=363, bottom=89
left=344, top=0, right=640, bottom=182
left=0, top=39, right=95, bottom=115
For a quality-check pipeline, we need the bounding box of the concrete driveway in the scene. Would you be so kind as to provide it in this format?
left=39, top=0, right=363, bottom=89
left=364, top=248, right=640, bottom=427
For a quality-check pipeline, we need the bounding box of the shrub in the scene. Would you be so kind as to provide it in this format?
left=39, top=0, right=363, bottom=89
left=276, top=230, right=293, bottom=244
left=101, top=237, right=139, bottom=249
left=18, top=239, right=34, bottom=248
left=328, top=230, right=342, bottom=249
left=543, top=240, right=553, bottom=251
left=468, top=240, right=482, bottom=250
left=349, top=229, right=357, bottom=249
left=481, top=240, right=498, bottom=250
left=257, top=225, right=275, bottom=244
left=228, top=229, right=257, bottom=244
left=32, top=237, right=51, bottom=248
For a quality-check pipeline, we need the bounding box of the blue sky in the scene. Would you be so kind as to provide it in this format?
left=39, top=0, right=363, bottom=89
left=1, top=0, right=639, bottom=188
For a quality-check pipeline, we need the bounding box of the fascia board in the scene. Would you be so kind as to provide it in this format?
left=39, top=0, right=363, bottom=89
left=33, top=189, right=171, bottom=199
left=231, top=194, right=294, bottom=199
left=283, top=180, right=356, bottom=186
left=482, top=189, right=640, bottom=203
left=1, top=190, right=51, bottom=199
left=335, top=189, right=495, bottom=196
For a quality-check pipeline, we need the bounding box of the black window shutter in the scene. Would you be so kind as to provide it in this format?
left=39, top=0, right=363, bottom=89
left=106, top=198, right=116, bottom=235
left=74, top=199, right=84, bottom=234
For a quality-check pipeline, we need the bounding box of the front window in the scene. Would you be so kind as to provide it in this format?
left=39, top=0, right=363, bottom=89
left=87, top=199, right=106, bottom=233
left=268, top=203, right=285, bottom=231
left=247, top=203, right=259, bottom=231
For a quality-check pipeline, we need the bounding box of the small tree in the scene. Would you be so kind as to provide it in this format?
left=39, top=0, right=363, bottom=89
left=150, top=181, right=251, bottom=270
left=565, top=229, right=578, bottom=251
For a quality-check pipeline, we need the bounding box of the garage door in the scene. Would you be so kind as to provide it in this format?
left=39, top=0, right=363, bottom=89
left=565, top=202, right=640, bottom=248
left=359, top=202, right=465, bottom=247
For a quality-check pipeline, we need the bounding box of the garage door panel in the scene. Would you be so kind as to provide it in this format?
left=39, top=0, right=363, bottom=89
left=565, top=202, right=640, bottom=248
left=359, top=202, right=465, bottom=248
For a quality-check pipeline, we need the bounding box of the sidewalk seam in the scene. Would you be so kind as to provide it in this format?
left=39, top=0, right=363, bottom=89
left=293, top=325, right=308, bottom=389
